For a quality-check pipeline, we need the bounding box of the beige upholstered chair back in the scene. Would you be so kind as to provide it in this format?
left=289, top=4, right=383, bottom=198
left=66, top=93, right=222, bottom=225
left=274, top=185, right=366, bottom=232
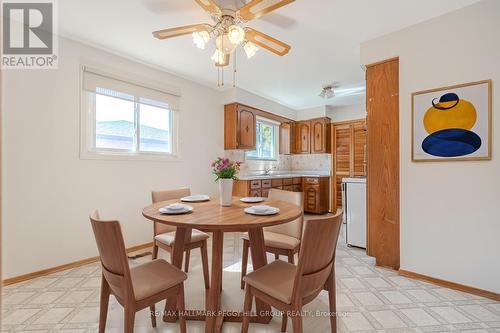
left=293, top=213, right=342, bottom=301
left=90, top=210, right=133, bottom=301
left=151, top=188, right=191, bottom=234
left=264, top=189, right=304, bottom=239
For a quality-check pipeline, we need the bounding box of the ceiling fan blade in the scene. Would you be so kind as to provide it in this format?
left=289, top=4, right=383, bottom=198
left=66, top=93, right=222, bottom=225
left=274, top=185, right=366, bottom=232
left=194, top=0, right=222, bottom=17
left=245, top=28, right=290, bottom=56
left=237, top=0, right=295, bottom=21
left=215, top=53, right=230, bottom=67
left=152, top=24, right=212, bottom=40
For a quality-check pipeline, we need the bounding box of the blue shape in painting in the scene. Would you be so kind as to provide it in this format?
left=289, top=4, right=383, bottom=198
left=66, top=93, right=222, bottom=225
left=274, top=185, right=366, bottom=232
left=422, top=91, right=481, bottom=157
left=422, top=128, right=482, bottom=157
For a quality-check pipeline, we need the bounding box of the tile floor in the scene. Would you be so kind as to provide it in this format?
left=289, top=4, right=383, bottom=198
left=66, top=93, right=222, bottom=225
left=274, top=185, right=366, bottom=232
left=2, top=224, right=500, bottom=333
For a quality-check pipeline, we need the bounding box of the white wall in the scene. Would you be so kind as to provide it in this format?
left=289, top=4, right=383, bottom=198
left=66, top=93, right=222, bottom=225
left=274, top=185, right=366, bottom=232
left=361, top=0, right=500, bottom=293
left=222, top=87, right=297, bottom=120
left=2, top=38, right=225, bottom=278
left=326, top=104, right=366, bottom=122
left=296, top=106, right=327, bottom=120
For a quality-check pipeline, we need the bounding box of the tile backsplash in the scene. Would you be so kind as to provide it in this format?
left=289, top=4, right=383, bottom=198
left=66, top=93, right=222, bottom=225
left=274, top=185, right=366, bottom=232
left=224, top=150, right=331, bottom=173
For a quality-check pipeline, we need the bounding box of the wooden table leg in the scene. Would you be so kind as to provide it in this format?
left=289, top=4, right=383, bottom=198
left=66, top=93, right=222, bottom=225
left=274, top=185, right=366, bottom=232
left=205, top=230, right=224, bottom=333
left=248, top=228, right=273, bottom=324
left=163, top=227, right=191, bottom=322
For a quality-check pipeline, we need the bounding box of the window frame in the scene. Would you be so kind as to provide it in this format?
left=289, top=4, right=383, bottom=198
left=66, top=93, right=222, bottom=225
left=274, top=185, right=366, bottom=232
left=245, top=116, right=280, bottom=161
left=80, top=66, right=180, bottom=162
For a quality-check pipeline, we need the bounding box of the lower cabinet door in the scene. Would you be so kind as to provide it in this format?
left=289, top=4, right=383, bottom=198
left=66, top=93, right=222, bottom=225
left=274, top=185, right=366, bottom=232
left=249, top=189, right=261, bottom=197
left=304, top=186, right=319, bottom=213
left=261, top=188, right=270, bottom=197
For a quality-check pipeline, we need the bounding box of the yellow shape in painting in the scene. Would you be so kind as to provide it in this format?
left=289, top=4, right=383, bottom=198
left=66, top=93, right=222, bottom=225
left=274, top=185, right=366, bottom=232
left=424, top=99, right=477, bottom=134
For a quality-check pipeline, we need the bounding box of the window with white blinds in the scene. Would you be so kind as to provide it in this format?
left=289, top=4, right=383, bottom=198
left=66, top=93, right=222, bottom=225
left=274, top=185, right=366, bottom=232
left=80, top=67, right=180, bottom=160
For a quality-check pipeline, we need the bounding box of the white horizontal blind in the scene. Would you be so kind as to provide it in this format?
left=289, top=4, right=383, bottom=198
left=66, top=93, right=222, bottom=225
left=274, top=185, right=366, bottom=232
left=82, top=67, right=180, bottom=111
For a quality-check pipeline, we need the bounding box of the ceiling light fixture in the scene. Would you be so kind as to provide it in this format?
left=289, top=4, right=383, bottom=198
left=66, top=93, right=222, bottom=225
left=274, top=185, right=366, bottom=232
left=211, top=49, right=226, bottom=66
left=152, top=0, right=294, bottom=87
left=192, top=30, right=210, bottom=49
left=216, top=33, right=237, bottom=54
left=243, top=41, right=259, bottom=59
left=319, top=85, right=335, bottom=99
left=228, top=25, right=245, bottom=45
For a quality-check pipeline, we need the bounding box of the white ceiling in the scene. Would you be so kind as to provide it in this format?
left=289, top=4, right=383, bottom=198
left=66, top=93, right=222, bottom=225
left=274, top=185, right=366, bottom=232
left=59, top=0, right=479, bottom=110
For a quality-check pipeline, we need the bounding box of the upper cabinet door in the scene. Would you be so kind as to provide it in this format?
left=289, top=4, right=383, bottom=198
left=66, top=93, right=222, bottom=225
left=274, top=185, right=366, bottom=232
left=279, top=122, right=293, bottom=155
left=296, top=121, right=311, bottom=154
left=311, top=118, right=331, bottom=153
left=237, top=107, right=256, bottom=149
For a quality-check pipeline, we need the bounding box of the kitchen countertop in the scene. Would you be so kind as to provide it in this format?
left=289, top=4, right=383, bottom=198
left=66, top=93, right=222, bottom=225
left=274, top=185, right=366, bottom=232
left=237, top=170, right=331, bottom=180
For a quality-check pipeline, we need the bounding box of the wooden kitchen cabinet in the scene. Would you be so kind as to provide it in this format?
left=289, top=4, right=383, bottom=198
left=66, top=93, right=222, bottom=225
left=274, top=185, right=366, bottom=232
left=234, top=176, right=328, bottom=213
left=330, top=119, right=367, bottom=212
left=311, top=117, right=331, bottom=153
left=295, top=121, right=311, bottom=154
left=279, top=122, right=295, bottom=155
left=224, top=103, right=256, bottom=150
left=303, top=177, right=330, bottom=214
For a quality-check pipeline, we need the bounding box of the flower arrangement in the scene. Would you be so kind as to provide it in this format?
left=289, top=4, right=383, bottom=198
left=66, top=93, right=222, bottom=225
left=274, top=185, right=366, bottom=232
left=211, top=157, right=241, bottom=181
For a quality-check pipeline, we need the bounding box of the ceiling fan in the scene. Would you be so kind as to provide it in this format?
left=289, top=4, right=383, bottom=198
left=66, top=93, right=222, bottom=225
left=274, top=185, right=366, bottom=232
left=319, top=83, right=366, bottom=100
left=152, top=0, right=294, bottom=69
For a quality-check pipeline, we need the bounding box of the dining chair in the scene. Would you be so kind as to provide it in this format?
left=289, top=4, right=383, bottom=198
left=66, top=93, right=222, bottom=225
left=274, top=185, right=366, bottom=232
left=241, top=212, right=343, bottom=333
left=90, top=210, right=187, bottom=333
left=240, top=188, right=303, bottom=289
left=152, top=188, right=210, bottom=290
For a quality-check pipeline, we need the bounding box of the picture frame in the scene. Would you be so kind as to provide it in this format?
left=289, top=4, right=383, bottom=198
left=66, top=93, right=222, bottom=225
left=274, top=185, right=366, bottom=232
left=412, top=80, right=492, bottom=162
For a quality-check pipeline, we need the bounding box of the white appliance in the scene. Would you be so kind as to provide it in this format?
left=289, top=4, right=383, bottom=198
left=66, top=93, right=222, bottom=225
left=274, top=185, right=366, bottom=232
left=341, top=177, right=367, bottom=248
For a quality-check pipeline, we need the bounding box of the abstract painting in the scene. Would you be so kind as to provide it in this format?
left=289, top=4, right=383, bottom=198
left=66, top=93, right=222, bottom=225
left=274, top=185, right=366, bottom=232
left=412, top=80, right=491, bottom=161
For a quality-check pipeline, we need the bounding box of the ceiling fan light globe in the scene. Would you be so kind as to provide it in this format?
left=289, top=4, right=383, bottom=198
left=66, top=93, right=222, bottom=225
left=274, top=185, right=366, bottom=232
left=211, top=49, right=226, bottom=65
left=244, top=41, right=259, bottom=59
left=192, top=31, right=210, bottom=49
left=216, top=34, right=237, bottom=54
left=228, top=25, right=245, bottom=45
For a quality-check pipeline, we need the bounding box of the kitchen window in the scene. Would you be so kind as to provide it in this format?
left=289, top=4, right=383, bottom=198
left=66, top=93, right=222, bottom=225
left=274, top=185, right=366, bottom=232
left=246, top=117, right=279, bottom=161
left=80, top=67, right=180, bottom=160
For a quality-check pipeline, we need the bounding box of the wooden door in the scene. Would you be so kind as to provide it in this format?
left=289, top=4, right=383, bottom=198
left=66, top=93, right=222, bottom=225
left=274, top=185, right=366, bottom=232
left=296, top=121, right=310, bottom=154
left=366, top=58, right=400, bottom=269
left=279, top=122, right=293, bottom=155
left=332, top=124, right=352, bottom=212
left=238, top=107, right=256, bottom=149
left=311, top=118, right=328, bottom=153
left=353, top=122, right=367, bottom=177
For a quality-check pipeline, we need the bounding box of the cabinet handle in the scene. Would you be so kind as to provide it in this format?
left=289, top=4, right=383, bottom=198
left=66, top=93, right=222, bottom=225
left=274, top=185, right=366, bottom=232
left=246, top=125, right=249, bottom=132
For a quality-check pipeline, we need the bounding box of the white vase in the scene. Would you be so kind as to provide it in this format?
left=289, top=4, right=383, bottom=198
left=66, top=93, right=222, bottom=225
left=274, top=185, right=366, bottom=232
left=218, top=178, right=234, bottom=207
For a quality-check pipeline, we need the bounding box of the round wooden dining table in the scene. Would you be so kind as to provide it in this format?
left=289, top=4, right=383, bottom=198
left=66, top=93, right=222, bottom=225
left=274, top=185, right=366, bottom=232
left=142, top=196, right=302, bottom=333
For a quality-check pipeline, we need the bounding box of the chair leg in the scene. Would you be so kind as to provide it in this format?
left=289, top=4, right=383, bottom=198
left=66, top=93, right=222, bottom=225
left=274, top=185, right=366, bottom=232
left=327, top=269, right=337, bottom=333
left=241, top=239, right=249, bottom=290
left=124, top=306, right=135, bottom=333
left=200, top=240, right=210, bottom=290
left=288, top=250, right=295, bottom=264
left=149, top=304, right=156, bottom=328
left=152, top=243, right=159, bottom=260
left=281, top=311, right=288, bottom=332
left=177, top=284, right=187, bottom=333
left=241, top=286, right=253, bottom=333
left=184, top=249, right=191, bottom=273
left=291, top=311, right=303, bottom=333
left=98, top=277, right=110, bottom=333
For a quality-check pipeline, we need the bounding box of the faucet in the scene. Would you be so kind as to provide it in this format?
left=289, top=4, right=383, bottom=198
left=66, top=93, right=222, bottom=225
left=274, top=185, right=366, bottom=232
left=263, top=166, right=276, bottom=175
